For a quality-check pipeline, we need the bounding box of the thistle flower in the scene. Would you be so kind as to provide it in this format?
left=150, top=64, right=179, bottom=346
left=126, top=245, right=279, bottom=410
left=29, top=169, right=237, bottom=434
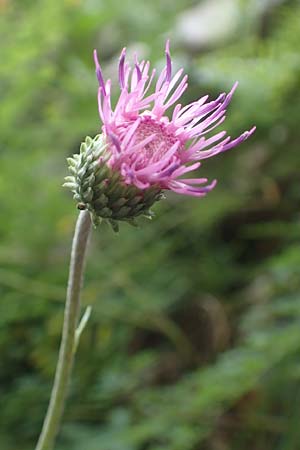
left=65, top=42, right=255, bottom=231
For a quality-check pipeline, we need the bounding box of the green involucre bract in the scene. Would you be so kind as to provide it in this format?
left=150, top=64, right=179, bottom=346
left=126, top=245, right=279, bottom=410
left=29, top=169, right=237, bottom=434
left=64, top=135, right=163, bottom=231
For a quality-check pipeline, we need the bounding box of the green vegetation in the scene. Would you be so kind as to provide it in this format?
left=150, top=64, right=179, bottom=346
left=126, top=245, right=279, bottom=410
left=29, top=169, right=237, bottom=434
left=1, top=1, right=300, bottom=449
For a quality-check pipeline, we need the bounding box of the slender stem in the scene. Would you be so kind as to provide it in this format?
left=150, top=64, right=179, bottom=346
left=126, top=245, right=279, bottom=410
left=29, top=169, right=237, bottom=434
left=35, top=210, right=92, bottom=450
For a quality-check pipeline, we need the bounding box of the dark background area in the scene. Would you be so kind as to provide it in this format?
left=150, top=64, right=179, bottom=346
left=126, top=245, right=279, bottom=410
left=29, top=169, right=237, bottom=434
left=1, top=0, right=300, bottom=449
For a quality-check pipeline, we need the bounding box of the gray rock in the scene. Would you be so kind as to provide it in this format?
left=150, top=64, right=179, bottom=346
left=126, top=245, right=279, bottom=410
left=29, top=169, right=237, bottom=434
left=176, top=0, right=241, bottom=50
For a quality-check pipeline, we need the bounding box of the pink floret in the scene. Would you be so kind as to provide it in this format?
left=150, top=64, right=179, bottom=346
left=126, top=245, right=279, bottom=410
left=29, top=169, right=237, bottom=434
left=93, top=41, right=255, bottom=197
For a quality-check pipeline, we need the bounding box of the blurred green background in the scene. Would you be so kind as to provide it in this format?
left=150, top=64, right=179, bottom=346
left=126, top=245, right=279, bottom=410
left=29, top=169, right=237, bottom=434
left=1, top=0, right=300, bottom=449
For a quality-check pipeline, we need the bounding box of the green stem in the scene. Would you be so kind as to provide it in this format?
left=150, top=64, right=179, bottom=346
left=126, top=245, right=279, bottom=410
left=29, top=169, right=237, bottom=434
left=35, top=210, right=92, bottom=450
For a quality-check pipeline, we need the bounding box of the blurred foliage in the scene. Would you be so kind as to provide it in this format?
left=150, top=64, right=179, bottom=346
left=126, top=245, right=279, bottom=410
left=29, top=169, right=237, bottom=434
left=1, top=0, right=300, bottom=449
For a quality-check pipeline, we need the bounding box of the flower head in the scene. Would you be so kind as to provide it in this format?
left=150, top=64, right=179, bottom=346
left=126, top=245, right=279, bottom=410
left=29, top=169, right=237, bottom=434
left=65, top=42, right=255, bottom=231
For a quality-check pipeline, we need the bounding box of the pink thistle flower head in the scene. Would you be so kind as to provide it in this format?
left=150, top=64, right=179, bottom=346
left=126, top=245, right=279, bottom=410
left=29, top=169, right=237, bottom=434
left=65, top=42, right=255, bottom=231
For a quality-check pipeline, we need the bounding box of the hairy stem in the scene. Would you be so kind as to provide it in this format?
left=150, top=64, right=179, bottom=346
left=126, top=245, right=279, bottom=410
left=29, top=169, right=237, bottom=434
left=35, top=210, right=92, bottom=450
